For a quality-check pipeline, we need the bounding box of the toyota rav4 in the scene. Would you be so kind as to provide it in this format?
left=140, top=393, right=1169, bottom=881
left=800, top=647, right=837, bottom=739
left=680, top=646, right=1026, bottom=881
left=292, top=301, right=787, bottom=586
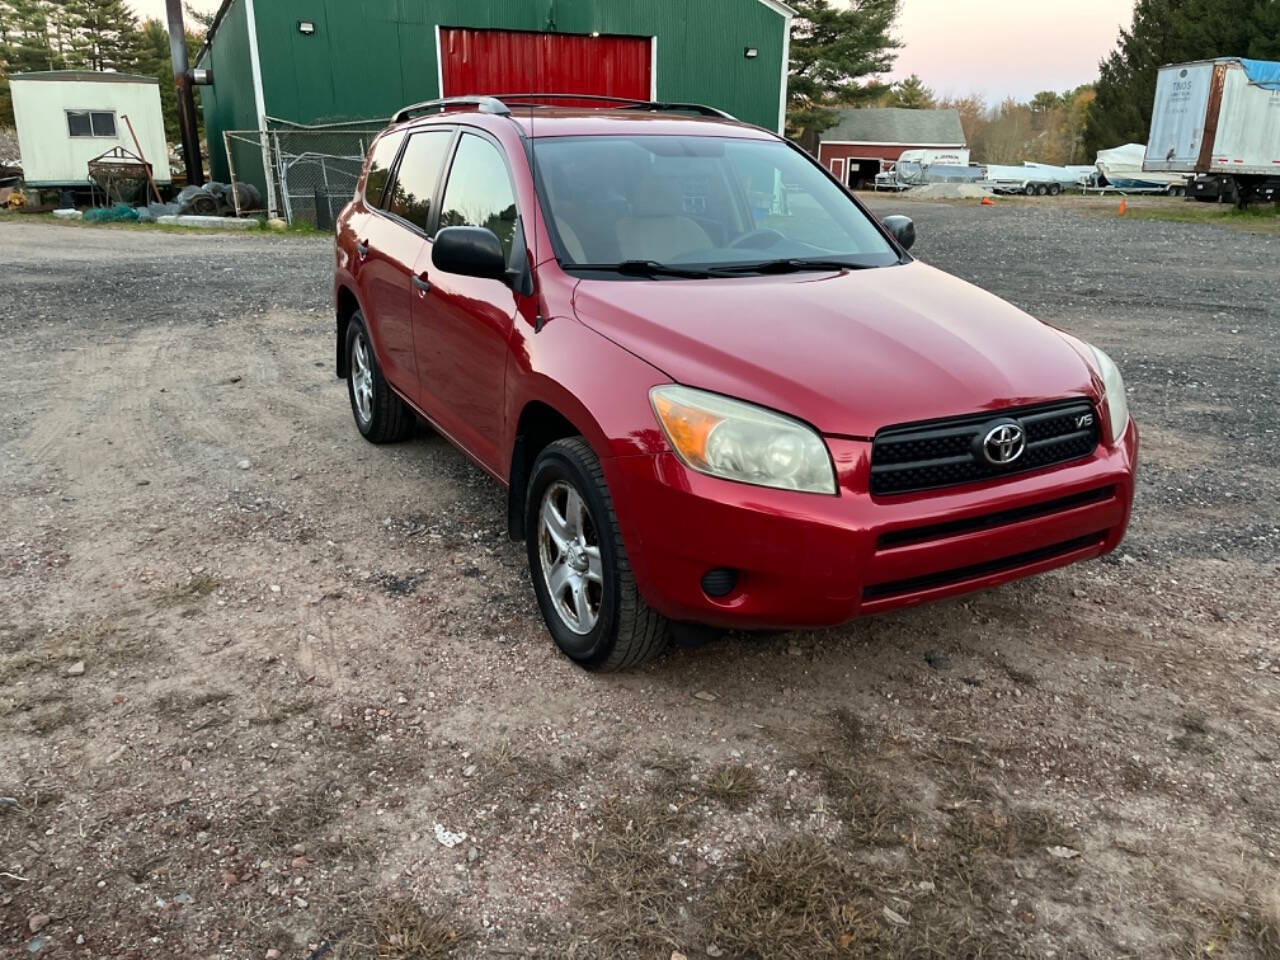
left=334, top=95, right=1138, bottom=670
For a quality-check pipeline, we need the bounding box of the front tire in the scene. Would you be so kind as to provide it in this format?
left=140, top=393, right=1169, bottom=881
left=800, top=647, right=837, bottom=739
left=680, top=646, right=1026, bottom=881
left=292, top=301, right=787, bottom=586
left=525, top=438, right=668, bottom=670
left=346, top=312, right=413, bottom=443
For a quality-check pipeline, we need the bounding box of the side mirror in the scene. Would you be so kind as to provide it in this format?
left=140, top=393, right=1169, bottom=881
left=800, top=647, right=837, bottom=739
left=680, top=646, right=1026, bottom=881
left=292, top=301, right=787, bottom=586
left=882, top=215, right=916, bottom=251
left=432, top=226, right=508, bottom=282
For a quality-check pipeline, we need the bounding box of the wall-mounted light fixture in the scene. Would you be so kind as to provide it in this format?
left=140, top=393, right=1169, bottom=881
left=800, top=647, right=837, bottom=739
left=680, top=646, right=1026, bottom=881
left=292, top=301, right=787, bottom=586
left=298, top=20, right=316, bottom=35
left=744, top=46, right=759, bottom=59
left=590, top=31, right=600, bottom=37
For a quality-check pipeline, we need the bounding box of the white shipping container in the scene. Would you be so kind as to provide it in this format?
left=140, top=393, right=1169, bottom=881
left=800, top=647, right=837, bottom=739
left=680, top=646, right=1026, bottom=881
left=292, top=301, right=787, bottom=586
left=1145, top=59, right=1280, bottom=176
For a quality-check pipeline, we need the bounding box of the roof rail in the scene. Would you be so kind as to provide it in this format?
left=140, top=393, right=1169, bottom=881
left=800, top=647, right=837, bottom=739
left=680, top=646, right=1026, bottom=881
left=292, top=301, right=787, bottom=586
left=487, top=93, right=737, bottom=120
left=391, top=93, right=737, bottom=124
left=392, top=96, right=511, bottom=124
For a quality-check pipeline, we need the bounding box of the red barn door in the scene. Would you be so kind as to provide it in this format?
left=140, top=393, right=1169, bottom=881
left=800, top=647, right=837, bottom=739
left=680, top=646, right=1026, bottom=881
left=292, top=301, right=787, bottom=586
left=438, top=28, right=652, bottom=102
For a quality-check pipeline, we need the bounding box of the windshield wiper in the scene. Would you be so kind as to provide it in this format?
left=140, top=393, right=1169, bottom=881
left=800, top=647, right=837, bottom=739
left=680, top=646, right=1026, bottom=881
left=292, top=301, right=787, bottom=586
left=706, top=258, right=876, bottom=276
left=567, top=260, right=716, bottom=279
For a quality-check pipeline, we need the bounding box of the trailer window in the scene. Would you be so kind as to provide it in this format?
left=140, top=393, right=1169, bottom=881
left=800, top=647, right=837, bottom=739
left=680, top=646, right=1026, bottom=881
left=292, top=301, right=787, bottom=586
left=66, top=110, right=116, bottom=138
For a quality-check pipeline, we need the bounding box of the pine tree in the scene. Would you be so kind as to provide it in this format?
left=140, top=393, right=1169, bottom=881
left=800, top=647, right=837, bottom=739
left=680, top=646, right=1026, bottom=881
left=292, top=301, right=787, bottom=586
left=1085, top=0, right=1280, bottom=154
left=786, top=0, right=901, bottom=142
left=68, top=0, right=141, bottom=72
left=888, top=73, right=935, bottom=109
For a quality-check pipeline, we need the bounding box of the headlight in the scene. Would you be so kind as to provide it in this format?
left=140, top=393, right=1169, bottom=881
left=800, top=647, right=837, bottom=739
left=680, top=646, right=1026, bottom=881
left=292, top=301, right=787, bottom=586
left=650, top=385, right=837, bottom=494
left=1090, top=346, right=1130, bottom=442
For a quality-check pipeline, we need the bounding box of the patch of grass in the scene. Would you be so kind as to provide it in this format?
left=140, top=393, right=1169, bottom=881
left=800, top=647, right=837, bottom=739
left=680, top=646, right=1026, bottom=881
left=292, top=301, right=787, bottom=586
left=152, top=574, right=220, bottom=608
left=704, top=835, right=867, bottom=959
left=368, top=901, right=469, bottom=960
left=829, top=707, right=865, bottom=752
left=812, top=750, right=913, bottom=848
left=704, top=762, right=761, bottom=809
left=328, top=901, right=470, bottom=960
left=1000, top=662, right=1038, bottom=688
left=154, top=688, right=234, bottom=715
left=945, top=806, right=1074, bottom=860
left=1122, top=201, right=1280, bottom=235
left=249, top=690, right=314, bottom=727
left=1177, top=887, right=1280, bottom=960
left=573, top=794, right=693, bottom=957
left=236, top=783, right=354, bottom=858
left=1, top=208, right=331, bottom=236
left=1173, top=710, right=1214, bottom=754
left=20, top=694, right=88, bottom=735
left=0, top=649, right=44, bottom=685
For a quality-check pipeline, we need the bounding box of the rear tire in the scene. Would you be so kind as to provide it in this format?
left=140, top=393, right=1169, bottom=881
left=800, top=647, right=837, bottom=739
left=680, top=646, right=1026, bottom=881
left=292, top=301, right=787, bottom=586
left=526, top=437, right=668, bottom=670
left=346, top=312, right=414, bottom=443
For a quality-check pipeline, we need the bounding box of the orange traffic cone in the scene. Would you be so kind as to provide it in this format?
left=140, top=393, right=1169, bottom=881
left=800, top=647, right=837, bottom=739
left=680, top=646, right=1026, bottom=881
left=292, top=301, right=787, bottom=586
left=981, top=196, right=996, bottom=206
left=1118, top=199, right=1127, bottom=215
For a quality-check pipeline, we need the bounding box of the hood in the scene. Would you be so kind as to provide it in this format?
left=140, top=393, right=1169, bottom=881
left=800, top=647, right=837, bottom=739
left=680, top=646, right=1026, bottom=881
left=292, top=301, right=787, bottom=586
left=571, top=261, right=1098, bottom=437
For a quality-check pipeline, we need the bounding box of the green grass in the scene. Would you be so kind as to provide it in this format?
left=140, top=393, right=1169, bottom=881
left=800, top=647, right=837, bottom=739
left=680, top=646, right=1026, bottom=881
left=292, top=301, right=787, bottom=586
left=1120, top=200, right=1280, bottom=234
left=0, top=208, right=328, bottom=236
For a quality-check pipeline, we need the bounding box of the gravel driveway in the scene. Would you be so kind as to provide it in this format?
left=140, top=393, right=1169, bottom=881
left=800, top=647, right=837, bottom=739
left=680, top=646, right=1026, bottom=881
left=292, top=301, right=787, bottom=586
left=1, top=201, right=1277, bottom=959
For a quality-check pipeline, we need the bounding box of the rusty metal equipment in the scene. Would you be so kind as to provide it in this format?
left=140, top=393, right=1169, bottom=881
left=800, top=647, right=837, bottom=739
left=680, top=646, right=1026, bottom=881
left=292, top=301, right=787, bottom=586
left=86, top=146, right=156, bottom=206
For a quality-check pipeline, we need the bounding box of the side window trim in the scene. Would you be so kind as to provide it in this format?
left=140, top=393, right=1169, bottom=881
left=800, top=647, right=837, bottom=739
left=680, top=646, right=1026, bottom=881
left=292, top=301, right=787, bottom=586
left=379, top=126, right=457, bottom=238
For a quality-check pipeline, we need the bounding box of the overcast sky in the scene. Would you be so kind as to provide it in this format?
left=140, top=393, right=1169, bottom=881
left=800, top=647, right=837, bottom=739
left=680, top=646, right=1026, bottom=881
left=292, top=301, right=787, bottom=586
left=127, top=0, right=1134, bottom=105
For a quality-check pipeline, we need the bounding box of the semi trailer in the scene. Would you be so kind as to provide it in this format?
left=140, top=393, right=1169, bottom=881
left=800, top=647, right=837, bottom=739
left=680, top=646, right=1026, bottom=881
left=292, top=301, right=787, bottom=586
left=1145, top=58, right=1280, bottom=207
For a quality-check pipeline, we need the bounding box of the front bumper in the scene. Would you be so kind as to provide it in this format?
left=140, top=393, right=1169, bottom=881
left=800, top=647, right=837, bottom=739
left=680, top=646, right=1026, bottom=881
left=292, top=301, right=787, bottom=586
left=610, top=418, right=1138, bottom=629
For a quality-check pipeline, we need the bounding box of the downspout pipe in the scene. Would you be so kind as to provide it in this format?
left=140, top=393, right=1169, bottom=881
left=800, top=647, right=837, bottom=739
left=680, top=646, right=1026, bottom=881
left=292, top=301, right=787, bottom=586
left=165, top=0, right=205, bottom=186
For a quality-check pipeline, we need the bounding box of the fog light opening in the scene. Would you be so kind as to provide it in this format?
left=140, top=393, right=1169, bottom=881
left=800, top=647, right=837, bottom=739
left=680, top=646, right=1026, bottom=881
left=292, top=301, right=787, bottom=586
left=701, top=567, right=739, bottom=599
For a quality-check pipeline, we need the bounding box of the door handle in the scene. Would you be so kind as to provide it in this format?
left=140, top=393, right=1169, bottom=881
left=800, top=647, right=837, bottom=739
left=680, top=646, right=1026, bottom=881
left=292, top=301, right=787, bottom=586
left=355, top=240, right=370, bottom=259
left=412, top=274, right=431, bottom=295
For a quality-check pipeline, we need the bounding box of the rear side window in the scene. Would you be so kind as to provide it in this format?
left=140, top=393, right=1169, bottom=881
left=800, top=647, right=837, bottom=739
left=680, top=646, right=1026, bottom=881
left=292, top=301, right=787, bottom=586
left=384, top=130, right=452, bottom=230
left=364, top=132, right=405, bottom=206
left=439, top=134, right=518, bottom=258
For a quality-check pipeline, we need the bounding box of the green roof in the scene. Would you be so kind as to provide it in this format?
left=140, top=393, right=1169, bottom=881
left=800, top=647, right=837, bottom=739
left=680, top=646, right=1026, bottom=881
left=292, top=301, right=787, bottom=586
left=820, top=107, right=965, bottom=145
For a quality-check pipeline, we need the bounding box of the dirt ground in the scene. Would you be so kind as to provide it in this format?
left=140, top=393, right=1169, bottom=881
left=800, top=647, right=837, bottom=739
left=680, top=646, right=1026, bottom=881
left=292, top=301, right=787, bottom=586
left=1, top=198, right=1277, bottom=960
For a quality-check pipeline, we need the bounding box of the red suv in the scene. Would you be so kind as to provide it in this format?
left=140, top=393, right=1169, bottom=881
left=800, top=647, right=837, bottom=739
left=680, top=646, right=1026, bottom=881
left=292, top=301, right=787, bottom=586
left=334, top=95, right=1138, bottom=670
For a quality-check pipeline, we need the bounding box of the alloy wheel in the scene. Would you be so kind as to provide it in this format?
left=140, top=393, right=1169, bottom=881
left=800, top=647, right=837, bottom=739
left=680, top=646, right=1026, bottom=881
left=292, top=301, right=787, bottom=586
left=538, top=480, right=604, bottom=635
left=351, top=332, right=373, bottom=424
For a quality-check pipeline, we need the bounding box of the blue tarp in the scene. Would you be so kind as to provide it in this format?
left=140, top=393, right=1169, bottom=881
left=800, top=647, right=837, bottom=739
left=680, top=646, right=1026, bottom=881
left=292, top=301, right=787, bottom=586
left=1240, top=58, right=1280, bottom=91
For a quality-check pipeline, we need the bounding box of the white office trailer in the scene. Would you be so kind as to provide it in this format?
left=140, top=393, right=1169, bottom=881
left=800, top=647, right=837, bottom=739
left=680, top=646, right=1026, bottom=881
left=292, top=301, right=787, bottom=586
left=9, top=71, right=173, bottom=190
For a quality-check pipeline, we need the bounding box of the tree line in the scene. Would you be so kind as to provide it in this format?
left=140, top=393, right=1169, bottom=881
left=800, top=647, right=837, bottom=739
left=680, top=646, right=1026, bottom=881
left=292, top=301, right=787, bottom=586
left=3, top=0, right=1278, bottom=166
left=786, top=0, right=1280, bottom=165
left=0, top=0, right=209, bottom=141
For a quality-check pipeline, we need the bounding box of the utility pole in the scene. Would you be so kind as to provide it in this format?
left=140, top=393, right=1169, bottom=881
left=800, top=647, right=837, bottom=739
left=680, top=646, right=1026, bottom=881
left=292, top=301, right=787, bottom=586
left=165, top=0, right=205, bottom=186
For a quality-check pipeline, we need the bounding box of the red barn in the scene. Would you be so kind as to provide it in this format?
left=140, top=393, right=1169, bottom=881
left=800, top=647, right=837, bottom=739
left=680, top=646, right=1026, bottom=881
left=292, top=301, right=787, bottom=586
left=818, top=107, right=967, bottom=188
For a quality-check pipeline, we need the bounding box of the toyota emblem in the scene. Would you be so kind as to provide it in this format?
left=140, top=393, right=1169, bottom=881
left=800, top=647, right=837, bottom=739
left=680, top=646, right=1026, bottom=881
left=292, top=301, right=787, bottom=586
left=981, top=422, right=1026, bottom=465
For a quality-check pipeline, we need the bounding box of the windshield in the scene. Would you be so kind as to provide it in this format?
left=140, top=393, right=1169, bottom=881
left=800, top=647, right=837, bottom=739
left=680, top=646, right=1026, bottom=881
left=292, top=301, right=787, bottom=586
left=531, top=135, right=901, bottom=275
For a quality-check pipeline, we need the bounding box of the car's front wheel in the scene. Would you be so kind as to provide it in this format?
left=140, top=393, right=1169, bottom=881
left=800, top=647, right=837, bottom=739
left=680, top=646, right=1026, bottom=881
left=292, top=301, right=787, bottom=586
left=526, top=437, right=668, bottom=670
left=346, top=312, right=413, bottom=443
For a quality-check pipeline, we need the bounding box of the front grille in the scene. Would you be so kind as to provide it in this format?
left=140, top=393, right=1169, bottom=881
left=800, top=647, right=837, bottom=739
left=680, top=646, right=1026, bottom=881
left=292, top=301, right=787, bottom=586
left=870, top=399, right=1100, bottom=496
left=862, top=532, right=1107, bottom=600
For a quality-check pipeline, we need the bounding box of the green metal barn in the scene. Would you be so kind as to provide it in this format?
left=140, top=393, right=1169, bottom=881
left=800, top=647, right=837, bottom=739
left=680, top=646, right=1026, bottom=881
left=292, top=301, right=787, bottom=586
left=194, top=0, right=794, bottom=219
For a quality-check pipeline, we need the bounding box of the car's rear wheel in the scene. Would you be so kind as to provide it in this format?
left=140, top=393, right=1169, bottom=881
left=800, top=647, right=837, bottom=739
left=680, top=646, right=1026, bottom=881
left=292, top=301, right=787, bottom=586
left=346, top=312, right=413, bottom=443
left=526, top=437, right=668, bottom=670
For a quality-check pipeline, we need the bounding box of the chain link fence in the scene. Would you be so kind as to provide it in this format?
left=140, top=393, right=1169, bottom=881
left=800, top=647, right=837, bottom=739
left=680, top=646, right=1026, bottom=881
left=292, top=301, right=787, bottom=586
left=224, top=119, right=388, bottom=227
